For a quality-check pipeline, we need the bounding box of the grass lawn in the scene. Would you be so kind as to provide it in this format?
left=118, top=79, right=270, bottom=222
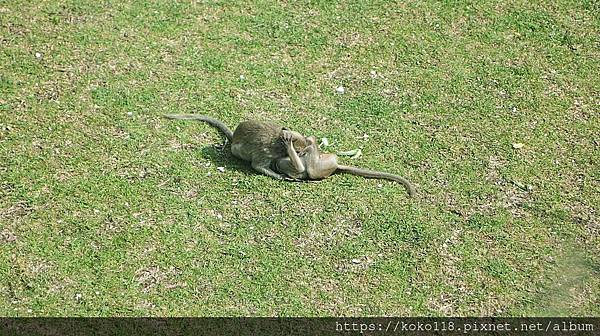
left=1, top=0, right=598, bottom=316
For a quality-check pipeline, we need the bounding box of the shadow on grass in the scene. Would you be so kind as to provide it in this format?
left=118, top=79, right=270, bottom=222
left=198, top=144, right=257, bottom=177
left=199, top=144, right=309, bottom=184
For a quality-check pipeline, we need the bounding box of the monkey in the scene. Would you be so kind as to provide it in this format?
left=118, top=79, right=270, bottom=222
left=275, top=135, right=416, bottom=197
left=164, top=114, right=308, bottom=180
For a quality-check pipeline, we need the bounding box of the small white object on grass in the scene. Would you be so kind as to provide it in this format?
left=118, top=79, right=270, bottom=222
left=217, top=166, right=225, bottom=173
left=127, top=112, right=133, bottom=117
left=369, top=70, right=377, bottom=78
left=351, top=258, right=361, bottom=264
left=337, top=148, right=362, bottom=159
left=336, top=86, right=345, bottom=94
left=239, top=74, right=245, bottom=81
left=35, top=52, right=42, bottom=58
left=337, top=149, right=359, bottom=156
left=512, top=143, right=525, bottom=149
left=320, top=137, right=329, bottom=147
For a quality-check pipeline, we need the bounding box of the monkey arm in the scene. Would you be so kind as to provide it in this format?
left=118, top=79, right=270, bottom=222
left=281, top=130, right=306, bottom=173
left=285, top=139, right=306, bottom=173
left=270, top=131, right=308, bottom=180
left=273, top=158, right=305, bottom=180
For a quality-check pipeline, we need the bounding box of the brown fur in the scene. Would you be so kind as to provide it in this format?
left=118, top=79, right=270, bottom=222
left=275, top=136, right=416, bottom=197
left=164, top=114, right=307, bottom=180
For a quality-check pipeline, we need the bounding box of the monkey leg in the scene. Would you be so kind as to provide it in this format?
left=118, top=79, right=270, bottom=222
left=251, top=161, right=286, bottom=180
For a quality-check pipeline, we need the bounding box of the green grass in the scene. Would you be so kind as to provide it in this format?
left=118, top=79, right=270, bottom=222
left=1, top=0, right=598, bottom=316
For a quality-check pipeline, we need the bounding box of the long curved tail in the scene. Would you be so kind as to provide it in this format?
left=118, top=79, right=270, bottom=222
left=337, top=165, right=416, bottom=197
left=163, top=114, right=233, bottom=142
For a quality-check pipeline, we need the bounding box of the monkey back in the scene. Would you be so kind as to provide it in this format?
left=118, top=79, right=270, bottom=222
left=230, top=120, right=288, bottom=162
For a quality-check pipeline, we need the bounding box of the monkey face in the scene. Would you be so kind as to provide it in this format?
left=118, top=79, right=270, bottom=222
left=306, top=136, right=317, bottom=146
left=292, top=138, right=308, bottom=154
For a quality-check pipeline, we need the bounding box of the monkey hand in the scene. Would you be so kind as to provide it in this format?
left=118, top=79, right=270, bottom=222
left=281, top=130, right=294, bottom=145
